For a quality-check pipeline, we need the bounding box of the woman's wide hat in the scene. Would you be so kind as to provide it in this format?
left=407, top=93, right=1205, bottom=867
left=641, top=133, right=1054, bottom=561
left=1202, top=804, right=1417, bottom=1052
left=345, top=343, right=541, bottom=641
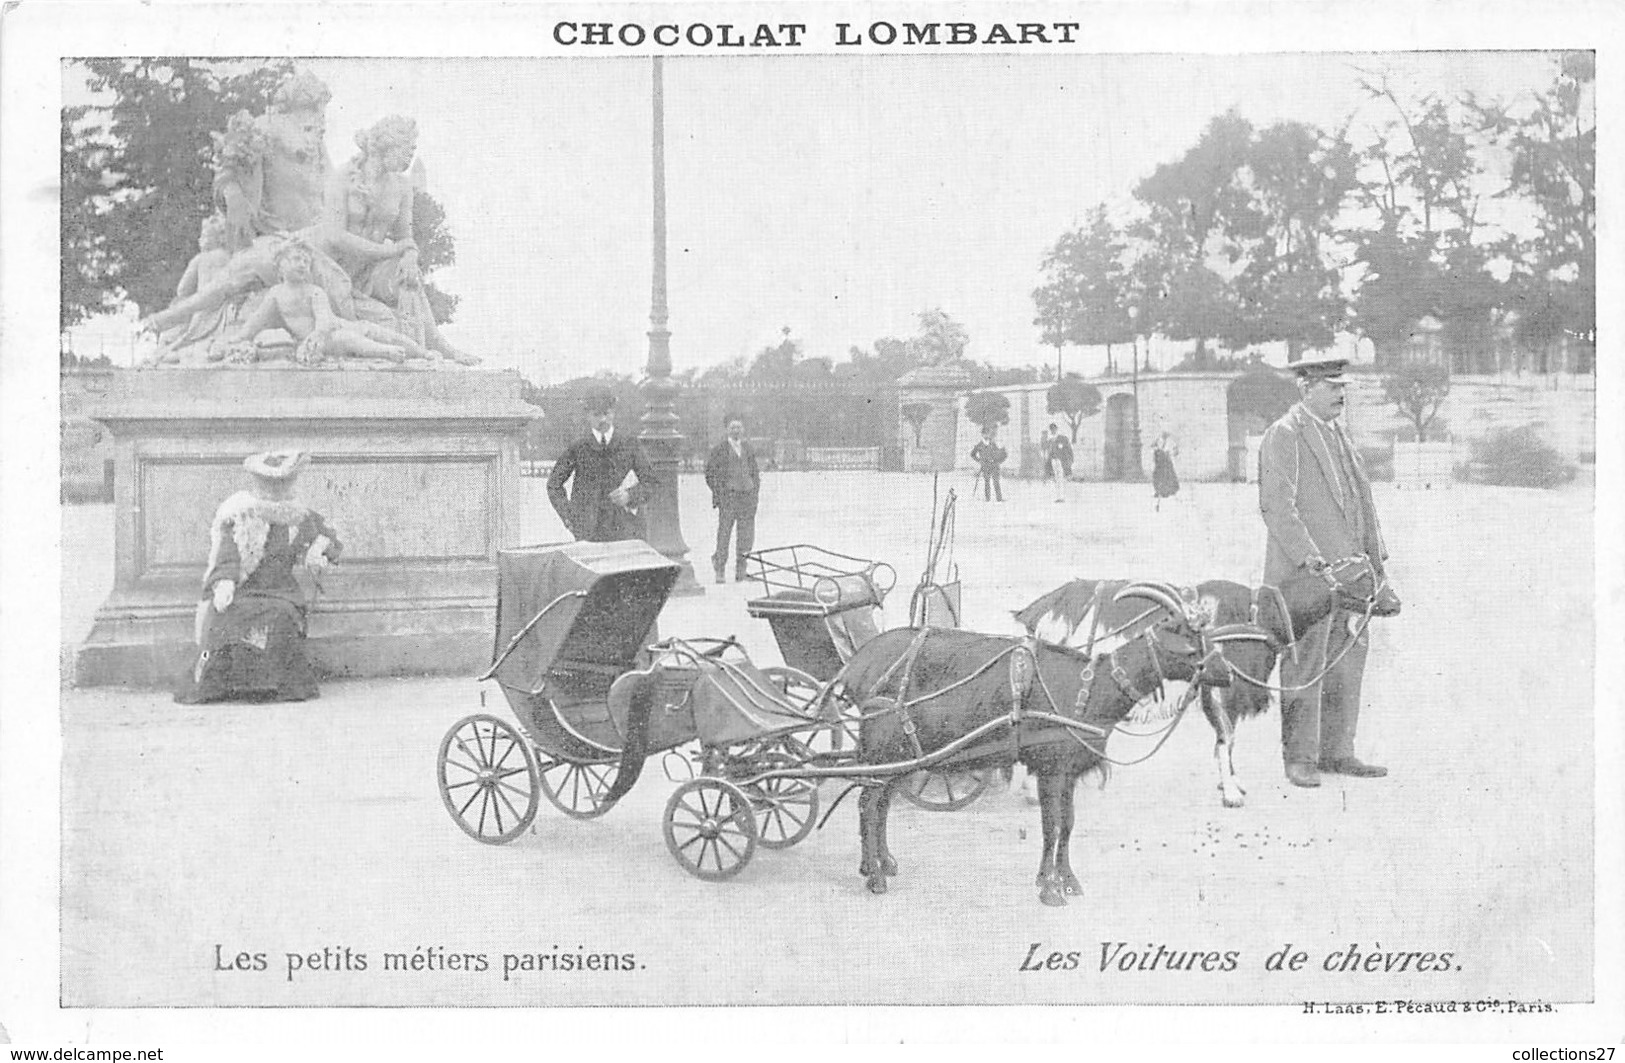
left=244, top=448, right=311, bottom=481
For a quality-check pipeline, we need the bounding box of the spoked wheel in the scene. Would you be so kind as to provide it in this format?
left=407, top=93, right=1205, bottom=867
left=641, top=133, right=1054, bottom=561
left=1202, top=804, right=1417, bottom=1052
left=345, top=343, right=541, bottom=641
left=663, top=778, right=759, bottom=881
left=538, top=759, right=621, bottom=820
left=898, top=768, right=994, bottom=812
left=438, top=714, right=540, bottom=844
left=742, top=737, right=819, bottom=850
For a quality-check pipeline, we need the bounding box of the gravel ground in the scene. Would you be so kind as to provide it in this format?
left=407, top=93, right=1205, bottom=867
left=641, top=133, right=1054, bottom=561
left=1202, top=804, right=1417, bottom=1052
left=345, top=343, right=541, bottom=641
left=54, top=470, right=1597, bottom=1009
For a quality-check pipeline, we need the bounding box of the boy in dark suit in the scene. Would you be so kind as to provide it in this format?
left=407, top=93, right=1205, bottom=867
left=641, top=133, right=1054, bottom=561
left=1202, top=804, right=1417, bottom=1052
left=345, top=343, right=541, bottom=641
left=547, top=391, right=654, bottom=543
left=704, top=413, right=760, bottom=583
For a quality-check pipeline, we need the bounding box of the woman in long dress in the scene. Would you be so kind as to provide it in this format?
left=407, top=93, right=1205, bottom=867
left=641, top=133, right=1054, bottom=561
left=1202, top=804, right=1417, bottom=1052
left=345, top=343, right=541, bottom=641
left=1151, top=431, right=1181, bottom=511
left=175, top=449, right=342, bottom=703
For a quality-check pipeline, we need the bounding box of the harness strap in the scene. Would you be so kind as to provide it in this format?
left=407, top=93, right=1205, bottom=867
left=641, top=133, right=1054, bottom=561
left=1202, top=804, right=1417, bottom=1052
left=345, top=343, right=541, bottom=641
left=891, top=627, right=933, bottom=760
left=1081, top=583, right=1106, bottom=658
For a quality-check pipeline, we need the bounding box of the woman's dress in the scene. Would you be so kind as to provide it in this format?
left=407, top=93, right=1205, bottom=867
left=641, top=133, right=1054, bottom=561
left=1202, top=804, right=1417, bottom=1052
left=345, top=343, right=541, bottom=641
left=1152, top=446, right=1181, bottom=499
left=175, top=492, right=342, bottom=703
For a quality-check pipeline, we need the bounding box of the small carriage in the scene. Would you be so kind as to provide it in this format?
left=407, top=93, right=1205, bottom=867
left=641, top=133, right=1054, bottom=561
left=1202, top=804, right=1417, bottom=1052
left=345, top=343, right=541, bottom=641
left=436, top=540, right=853, bottom=877
left=742, top=542, right=993, bottom=810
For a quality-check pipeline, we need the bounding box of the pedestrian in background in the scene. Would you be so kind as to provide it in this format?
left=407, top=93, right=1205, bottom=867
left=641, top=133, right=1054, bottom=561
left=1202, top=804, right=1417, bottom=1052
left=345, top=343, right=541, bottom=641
left=1151, top=430, right=1181, bottom=511
left=1045, top=423, right=1072, bottom=502
left=970, top=424, right=1007, bottom=502
left=547, top=390, right=652, bottom=543
left=704, top=413, right=761, bottom=583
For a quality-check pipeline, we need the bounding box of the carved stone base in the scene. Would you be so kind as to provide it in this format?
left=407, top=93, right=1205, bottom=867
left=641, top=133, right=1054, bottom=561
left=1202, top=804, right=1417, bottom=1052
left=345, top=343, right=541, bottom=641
left=74, top=368, right=536, bottom=688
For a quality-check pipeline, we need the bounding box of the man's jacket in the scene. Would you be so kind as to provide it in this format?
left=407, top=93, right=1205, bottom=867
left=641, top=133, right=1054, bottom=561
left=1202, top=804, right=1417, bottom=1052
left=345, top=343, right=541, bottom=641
left=1258, top=403, right=1387, bottom=585
left=704, top=439, right=759, bottom=509
left=547, top=430, right=653, bottom=542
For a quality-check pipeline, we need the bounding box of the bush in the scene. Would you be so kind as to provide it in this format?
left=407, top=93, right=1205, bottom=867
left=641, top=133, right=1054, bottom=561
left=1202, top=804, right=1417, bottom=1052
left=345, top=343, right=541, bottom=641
left=1390, top=418, right=1449, bottom=444
left=1358, top=446, right=1394, bottom=482
left=1467, top=426, right=1577, bottom=488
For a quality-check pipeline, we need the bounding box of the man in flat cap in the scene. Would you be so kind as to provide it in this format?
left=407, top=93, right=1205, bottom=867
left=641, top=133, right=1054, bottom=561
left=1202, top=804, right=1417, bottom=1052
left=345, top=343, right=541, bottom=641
left=547, top=390, right=655, bottom=543
left=1259, top=356, right=1398, bottom=789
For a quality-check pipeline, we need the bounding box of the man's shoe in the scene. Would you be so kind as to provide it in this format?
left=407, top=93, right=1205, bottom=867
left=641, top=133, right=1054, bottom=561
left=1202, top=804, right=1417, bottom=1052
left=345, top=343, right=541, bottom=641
left=1319, top=757, right=1388, bottom=778
left=1285, top=763, right=1322, bottom=788
left=713, top=568, right=725, bottom=585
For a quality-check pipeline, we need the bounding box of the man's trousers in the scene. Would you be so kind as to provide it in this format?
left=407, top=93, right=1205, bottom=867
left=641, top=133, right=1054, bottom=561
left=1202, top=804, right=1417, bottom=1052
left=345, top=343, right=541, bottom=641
left=1279, top=607, right=1370, bottom=766
left=713, top=492, right=758, bottom=575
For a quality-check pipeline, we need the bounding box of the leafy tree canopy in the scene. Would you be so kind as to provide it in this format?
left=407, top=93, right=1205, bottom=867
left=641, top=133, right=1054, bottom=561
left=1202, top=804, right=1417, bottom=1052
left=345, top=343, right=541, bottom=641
left=1045, top=374, right=1103, bottom=441
left=1381, top=359, right=1452, bottom=442
left=964, top=390, right=1011, bottom=431
left=61, top=59, right=294, bottom=329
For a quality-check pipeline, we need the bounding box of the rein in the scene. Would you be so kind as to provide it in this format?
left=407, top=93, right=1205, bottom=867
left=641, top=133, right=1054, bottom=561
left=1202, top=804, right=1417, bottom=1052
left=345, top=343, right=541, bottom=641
left=1224, top=556, right=1385, bottom=694
left=1025, top=620, right=1208, bottom=767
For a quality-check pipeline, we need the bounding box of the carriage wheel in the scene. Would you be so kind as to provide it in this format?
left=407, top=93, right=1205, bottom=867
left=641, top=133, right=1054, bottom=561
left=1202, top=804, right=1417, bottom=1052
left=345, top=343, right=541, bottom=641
left=663, top=778, right=759, bottom=881
left=745, top=738, right=820, bottom=850
left=898, top=768, right=993, bottom=812
left=437, top=714, right=540, bottom=844
left=537, top=759, right=621, bottom=820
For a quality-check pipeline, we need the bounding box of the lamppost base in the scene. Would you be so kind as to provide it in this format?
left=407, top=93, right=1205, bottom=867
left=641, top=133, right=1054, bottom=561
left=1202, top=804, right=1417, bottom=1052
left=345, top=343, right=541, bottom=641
left=664, top=558, right=704, bottom=597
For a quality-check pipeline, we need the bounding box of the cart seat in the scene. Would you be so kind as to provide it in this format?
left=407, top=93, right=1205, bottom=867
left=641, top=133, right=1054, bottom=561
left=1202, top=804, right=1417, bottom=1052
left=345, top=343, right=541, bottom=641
left=827, top=607, right=880, bottom=661
left=746, top=573, right=880, bottom=618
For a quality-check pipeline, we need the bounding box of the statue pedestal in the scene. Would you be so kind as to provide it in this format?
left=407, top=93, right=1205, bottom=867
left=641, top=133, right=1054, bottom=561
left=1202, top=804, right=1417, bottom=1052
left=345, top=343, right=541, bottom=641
left=74, top=368, right=538, bottom=687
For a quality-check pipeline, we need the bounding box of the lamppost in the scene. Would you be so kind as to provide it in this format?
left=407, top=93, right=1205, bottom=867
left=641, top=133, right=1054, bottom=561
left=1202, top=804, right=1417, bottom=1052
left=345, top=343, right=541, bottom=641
left=1128, top=304, right=1143, bottom=480
left=639, top=56, right=700, bottom=594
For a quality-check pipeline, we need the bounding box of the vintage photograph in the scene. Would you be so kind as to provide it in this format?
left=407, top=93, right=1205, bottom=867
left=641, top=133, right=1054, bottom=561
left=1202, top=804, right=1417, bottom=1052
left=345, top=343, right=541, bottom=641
left=4, top=0, right=1619, bottom=1049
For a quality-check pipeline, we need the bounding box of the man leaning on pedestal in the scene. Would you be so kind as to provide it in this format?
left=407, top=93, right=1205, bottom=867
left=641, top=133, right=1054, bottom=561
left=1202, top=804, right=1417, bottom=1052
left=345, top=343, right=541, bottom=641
left=547, top=390, right=653, bottom=543
left=1259, top=355, right=1401, bottom=789
left=704, top=413, right=760, bottom=583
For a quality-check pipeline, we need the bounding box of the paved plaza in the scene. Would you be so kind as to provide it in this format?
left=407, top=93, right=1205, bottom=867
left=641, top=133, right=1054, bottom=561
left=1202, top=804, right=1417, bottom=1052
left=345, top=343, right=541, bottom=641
left=55, top=470, right=1595, bottom=1007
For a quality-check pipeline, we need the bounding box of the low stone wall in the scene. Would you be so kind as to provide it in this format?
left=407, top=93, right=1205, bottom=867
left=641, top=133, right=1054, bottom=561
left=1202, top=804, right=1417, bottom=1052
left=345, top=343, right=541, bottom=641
left=955, top=371, right=1595, bottom=482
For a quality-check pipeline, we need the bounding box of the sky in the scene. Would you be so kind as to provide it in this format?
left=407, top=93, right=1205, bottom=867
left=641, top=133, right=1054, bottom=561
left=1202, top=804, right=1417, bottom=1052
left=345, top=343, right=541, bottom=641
left=65, top=49, right=1568, bottom=380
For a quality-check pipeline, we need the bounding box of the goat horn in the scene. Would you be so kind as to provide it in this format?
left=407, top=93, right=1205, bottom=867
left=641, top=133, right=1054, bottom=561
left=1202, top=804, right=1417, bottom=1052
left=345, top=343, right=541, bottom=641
left=1113, top=581, right=1186, bottom=618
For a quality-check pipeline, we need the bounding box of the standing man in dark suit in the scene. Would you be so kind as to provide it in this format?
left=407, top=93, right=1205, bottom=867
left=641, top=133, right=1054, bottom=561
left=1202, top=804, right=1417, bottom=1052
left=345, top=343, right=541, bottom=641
left=1259, top=356, right=1399, bottom=788
left=547, top=390, right=654, bottom=542
left=704, top=413, right=760, bottom=584
left=970, top=424, right=1007, bottom=501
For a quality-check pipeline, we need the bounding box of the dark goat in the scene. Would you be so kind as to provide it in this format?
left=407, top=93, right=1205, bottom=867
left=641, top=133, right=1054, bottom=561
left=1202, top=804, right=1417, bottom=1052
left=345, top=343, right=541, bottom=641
left=831, top=582, right=1226, bottom=906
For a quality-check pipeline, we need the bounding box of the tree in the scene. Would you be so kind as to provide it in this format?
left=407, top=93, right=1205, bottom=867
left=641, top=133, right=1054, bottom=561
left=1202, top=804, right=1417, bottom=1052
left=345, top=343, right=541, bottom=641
left=1045, top=375, right=1102, bottom=442
left=749, top=326, right=801, bottom=380
left=1034, top=206, right=1134, bottom=374
left=1133, top=111, right=1256, bottom=367
left=60, top=59, right=294, bottom=329
left=1347, top=75, right=1502, bottom=371
left=1381, top=360, right=1451, bottom=442
left=901, top=402, right=932, bottom=446
left=1474, top=52, right=1595, bottom=371
left=1345, top=217, right=1440, bottom=367
left=1229, top=121, right=1357, bottom=361
left=1031, top=278, right=1071, bottom=379
left=963, top=391, right=1010, bottom=432
left=912, top=308, right=970, bottom=364
left=411, top=189, right=460, bottom=324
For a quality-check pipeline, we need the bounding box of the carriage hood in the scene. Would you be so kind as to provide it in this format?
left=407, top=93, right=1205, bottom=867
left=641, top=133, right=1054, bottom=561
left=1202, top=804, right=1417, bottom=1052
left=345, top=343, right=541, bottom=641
left=492, top=540, right=680, bottom=684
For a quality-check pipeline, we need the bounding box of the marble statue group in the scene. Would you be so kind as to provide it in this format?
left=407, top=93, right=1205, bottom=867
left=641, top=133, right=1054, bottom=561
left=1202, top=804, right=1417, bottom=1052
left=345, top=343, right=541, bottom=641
left=141, top=70, right=478, bottom=368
